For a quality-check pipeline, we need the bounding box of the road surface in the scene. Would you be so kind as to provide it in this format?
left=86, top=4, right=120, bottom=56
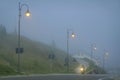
left=0, top=74, right=111, bottom=80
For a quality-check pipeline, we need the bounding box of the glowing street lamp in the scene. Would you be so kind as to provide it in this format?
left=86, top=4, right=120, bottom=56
left=66, top=29, right=75, bottom=72
left=71, top=32, right=75, bottom=38
left=25, top=10, right=30, bottom=17
left=94, top=47, right=97, bottom=50
left=16, top=2, right=31, bottom=73
left=103, top=51, right=109, bottom=70
left=91, top=44, right=97, bottom=59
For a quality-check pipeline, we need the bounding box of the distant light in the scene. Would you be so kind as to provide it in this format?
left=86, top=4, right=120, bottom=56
left=75, top=65, right=86, bottom=74
left=25, top=9, right=30, bottom=17
left=71, top=32, right=75, bottom=38
left=94, top=47, right=97, bottom=50
left=105, top=52, right=109, bottom=56
left=80, top=67, right=84, bottom=72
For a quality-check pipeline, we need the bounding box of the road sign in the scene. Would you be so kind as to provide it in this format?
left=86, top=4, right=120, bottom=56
left=48, top=54, right=55, bottom=59
left=16, top=48, right=24, bottom=53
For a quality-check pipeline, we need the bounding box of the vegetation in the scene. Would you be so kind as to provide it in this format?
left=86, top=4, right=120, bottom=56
left=0, top=25, right=105, bottom=76
left=0, top=25, right=79, bottom=75
left=83, top=58, right=106, bottom=74
left=0, top=64, right=17, bottom=76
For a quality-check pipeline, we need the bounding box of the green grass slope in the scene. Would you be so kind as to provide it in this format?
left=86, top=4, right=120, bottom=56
left=0, top=33, right=77, bottom=75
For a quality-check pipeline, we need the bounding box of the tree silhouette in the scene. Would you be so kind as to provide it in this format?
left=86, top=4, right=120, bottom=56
left=0, top=24, right=7, bottom=39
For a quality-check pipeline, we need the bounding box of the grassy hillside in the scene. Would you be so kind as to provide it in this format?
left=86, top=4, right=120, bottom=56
left=0, top=33, right=78, bottom=75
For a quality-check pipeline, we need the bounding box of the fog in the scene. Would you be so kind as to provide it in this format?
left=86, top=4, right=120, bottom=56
left=0, top=0, right=120, bottom=70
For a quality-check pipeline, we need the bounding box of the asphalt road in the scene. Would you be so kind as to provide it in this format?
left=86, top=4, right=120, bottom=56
left=0, top=74, right=110, bottom=80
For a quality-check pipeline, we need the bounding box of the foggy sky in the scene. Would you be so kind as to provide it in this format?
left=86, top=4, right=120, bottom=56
left=0, top=0, right=120, bottom=68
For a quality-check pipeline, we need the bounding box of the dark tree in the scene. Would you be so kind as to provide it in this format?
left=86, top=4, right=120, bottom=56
left=0, top=24, right=7, bottom=39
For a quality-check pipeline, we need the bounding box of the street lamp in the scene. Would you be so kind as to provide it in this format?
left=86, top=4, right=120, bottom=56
left=91, top=44, right=97, bottom=60
left=25, top=10, right=31, bottom=17
left=16, top=2, right=30, bottom=73
left=103, top=52, right=109, bottom=70
left=66, top=29, right=75, bottom=72
left=71, top=32, right=75, bottom=38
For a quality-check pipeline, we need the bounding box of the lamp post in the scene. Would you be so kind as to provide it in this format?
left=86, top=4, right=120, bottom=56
left=91, top=44, right=97, bottom=60
left=66, top=29, right=75, bottom=72
left=16, top=2, right=30, bottom=73
left=103, top=52, right=109, bottom=70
